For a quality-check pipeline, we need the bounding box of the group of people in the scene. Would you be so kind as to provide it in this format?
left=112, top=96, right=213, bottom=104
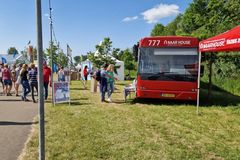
left=0, top=61, right=52, bottom=103
left=94, top=64, right=117, bottom=103
left=0, top=61, right=121, bottom=103
left=80, top=63, right=118, bottom=103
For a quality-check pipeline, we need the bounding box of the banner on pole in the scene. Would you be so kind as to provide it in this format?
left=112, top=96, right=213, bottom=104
left=53, top=82, right=70, bottom=104
left=67, top=44, right=72, bottom=57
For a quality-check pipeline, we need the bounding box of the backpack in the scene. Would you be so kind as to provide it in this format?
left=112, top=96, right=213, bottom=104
left=95, top=70, right=101, bottom=81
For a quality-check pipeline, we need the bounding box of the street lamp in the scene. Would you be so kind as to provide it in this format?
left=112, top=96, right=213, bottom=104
left=48, top=0, right=54, bottom=105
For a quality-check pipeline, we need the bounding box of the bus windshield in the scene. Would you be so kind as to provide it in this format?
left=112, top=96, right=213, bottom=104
left=138, top=48, right=199, bottom=82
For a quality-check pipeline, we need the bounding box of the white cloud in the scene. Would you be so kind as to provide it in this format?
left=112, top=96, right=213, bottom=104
left=141, top=4, right=180, bottom=24
left=122, top=16, right=138, bottom=22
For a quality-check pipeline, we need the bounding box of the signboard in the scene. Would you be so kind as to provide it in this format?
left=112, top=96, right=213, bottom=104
left=199, top=25, right=240, bottom=52
left=53, top=82, right=70, bottom=104
left=140, top=36, right=199, bottom=48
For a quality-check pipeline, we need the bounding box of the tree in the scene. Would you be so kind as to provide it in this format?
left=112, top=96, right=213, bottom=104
left=73, top=56, right=81, bottom=66
left=176, top=0, right=240, bottom=39
left=164, top=14, right=182, bottom=36
left=73, top=55, right=88, bottom=66
left=57, top=50, right=68, bottom=67
left=88, top=37, right=116, bottom=69
left=122, top=49, right=135, bottom=76
left=45, top=42, right=68, bottom=68
left=150, top=15, right=183, bottom=36
left=112, top=48, right=121, bottom=59
left=151, top=23, right=165, bottom=36
left=45, top=42, right=58, bottom=67
left=88, top=51, right=116, bottom=70
left=81, top=55, right=88, bottom=62
left=95, top=37, right=112, bottom=56
left=7, top=47, right=19, bottom=55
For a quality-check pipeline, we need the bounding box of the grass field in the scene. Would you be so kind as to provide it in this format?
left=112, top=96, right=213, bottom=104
left=23, top=80, right=240, bottom=160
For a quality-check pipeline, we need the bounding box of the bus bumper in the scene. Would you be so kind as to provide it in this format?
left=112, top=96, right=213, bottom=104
left=136, top=90, right=197, bottom=100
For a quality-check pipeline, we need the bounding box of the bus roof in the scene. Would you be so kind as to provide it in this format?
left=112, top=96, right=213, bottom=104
left=139, top=36, right=199, bottom=48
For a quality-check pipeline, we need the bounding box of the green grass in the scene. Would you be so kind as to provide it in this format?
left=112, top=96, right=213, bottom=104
left=23, top=80, right=240, bottom=160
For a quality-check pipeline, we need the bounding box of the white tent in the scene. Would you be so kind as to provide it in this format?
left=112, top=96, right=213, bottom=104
left=75, top=63, right=81, bottom=71
left=0, top=54, right=25, bottom=66
left=114, top=59, right=124, bottom=81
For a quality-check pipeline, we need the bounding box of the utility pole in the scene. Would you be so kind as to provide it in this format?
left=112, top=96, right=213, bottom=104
left=35, top=0, right=45, bottom=159
left=49, top=0, right=54, bottom=105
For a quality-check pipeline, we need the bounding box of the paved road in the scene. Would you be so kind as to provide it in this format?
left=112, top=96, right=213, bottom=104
left=0, top=95, right=38, bottom=160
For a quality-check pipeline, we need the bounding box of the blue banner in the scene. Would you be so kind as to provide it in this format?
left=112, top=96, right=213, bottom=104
left=1, top=57, right=7, bottom=64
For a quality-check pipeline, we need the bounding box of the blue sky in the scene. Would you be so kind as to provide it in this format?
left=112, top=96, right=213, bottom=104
left=0, top=0, right=193, bottom=57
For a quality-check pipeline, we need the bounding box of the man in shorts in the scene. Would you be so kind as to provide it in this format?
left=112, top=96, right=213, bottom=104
left=2, top=64, right=12, bottom=96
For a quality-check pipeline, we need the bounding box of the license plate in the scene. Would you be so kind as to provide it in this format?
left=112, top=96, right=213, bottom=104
left=161, top=93, right=175, bottom=98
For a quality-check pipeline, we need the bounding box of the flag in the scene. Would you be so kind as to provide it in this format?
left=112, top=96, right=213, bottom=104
left=67, top=44, right=72, bottom=57
left=1, top=57, right=7, bottom=64
left=53, top=63, right=58, bottom=73
left=13, top=50, right=17, bottom=58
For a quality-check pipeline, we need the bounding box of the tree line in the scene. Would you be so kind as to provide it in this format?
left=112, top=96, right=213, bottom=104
left=7, top=0, right=240, bottom=81
left=151, top=0, right=240, bottom=83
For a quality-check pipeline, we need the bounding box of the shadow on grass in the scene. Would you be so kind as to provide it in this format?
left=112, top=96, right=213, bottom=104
left=70, top=101, right=91, bottom=106
left=116, top=83, right=127, bottom=86
left=50, top=101, right=90, bottom=106
left=199, top=81, right=240, bottom=107
left=129, top=81, right=240, bottom=107
left=70, top=87, right=88, bottom=91
left=200, top=90, right=240, bottom=107
left=71, top=98, right=89, bottom=101
left=113, top=91, right=122, bottom=94
left=111, top=100, right=126, bottom=104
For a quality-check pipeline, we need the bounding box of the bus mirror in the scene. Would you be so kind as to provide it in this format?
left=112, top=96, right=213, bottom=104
left=133, top=44, right=138, bottom=61
left=200, top=65, right=204, bottom=77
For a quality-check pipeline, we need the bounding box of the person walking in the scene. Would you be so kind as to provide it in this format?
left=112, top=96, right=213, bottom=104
left=28, top=63, right=38, bottom=103
left=58, top=66, right=65, bottom=82
left=83, top=65, right=88, bottom=88
left=15, top=63, right=22, bottom=96
left=43, top=61, right=52, bottom=100
left=2, top=64, right=12, bottom=96
left=11, top=64, right=18, bottom=96
left=20, top=64, right=30, bottom=101
left=99, top=64, right=108, bottom=102
left=0, top=63, right=4, bottom=94
left=106, top=64, right=117, bottom=102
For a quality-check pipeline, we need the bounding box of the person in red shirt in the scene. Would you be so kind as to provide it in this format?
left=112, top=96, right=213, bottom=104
left=2, top=64, right=12, bottom=96
left=43, top=61, right=52, bottom=100
left=83, top=65, right=88, bottom=88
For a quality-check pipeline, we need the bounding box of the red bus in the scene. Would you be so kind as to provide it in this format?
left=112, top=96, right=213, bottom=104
left=134, top=36, right=200, bottom=100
